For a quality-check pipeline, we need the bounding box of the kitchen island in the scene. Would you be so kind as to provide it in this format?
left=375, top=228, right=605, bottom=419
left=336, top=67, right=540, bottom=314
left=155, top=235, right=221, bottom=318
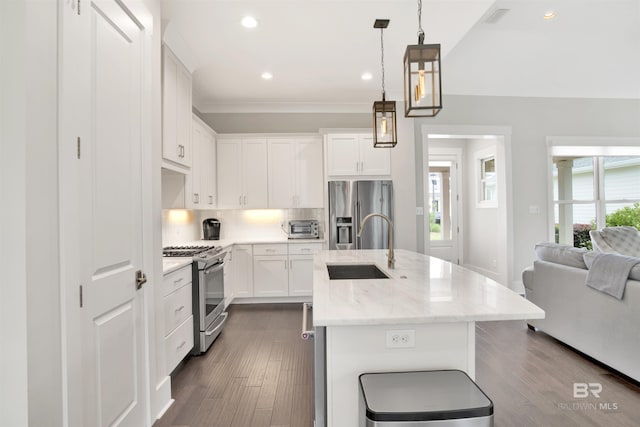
left=312, top=249, right=545, bottom=426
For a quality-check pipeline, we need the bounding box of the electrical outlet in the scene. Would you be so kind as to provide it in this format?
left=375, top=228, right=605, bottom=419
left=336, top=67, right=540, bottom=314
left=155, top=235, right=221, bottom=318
left=386, top=329, right=415, bottom=348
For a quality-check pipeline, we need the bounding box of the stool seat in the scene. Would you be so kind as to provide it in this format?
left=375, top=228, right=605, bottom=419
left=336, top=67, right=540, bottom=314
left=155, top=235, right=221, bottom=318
left=359, top=370, right=493, bottom=426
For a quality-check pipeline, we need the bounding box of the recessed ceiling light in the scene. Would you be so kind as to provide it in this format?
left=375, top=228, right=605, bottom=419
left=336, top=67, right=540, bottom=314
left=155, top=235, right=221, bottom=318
left=261, top=72, right=273, bottom=80
left=361, top=72, right=373, bottom=81
left=241, top=16, right=258, bottom=28
left=543, top=10, right=557, bottom=20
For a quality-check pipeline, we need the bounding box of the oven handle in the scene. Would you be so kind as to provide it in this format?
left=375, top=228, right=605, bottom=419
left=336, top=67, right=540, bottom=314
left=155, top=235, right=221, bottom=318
left=205, top=312, right=228, bottom=336
left=301, top=302, right=314, bottom=340
left=203, top=261, right=225, bottom=275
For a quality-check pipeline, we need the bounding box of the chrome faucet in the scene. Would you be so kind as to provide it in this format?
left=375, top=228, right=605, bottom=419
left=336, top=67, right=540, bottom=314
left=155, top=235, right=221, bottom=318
left=357, top=213, right=395, bottom=269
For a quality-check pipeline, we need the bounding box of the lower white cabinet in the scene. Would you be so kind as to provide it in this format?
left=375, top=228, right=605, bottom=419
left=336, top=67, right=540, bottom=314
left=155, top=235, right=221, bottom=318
left=233, top=244, right=253, bottom=297
left=288, top=255, right=314, bottom=296
left=253, top=255, right=289, bottom=297
left=162, top=264, right=193, bottom=373
left=253, top=244, right=288, bottom=297
left=231, top=242, right=323, bottom=300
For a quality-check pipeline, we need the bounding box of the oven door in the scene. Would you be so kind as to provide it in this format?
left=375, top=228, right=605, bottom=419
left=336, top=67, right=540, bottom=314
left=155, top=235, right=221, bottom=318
left=199, top=257, right=226, bottom=330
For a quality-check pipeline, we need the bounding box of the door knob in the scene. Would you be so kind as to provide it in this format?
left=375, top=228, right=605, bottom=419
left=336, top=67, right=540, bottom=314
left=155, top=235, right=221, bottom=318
left=135, top=270, right=147, bottom=289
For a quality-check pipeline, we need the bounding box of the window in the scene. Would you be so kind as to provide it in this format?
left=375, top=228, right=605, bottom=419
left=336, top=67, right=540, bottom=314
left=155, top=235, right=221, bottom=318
left=552, top=155, right=640, bottom=248
left=480, top=156, right=496, bottom=202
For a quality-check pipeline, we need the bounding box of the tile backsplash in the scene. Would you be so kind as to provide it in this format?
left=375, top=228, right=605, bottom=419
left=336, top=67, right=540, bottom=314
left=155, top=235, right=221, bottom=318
left=162, top=208, right=324, bottom=246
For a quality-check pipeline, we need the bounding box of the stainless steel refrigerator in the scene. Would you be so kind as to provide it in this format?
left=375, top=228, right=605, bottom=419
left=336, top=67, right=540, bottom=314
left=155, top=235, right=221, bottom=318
left=328, top=180, right=393, bottom=250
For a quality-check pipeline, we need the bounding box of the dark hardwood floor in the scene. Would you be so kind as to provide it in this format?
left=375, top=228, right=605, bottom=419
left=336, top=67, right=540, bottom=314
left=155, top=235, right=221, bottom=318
left=154, top=304, right=640, bottom=427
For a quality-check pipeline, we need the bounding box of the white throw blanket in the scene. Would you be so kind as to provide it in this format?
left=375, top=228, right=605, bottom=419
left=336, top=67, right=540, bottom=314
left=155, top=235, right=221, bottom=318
left=585, top=253, right=640, bottom=299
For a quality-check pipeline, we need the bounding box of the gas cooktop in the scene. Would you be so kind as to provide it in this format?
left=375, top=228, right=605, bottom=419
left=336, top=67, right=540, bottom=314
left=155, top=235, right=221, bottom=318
left=162, top=245, right=216, bottom=257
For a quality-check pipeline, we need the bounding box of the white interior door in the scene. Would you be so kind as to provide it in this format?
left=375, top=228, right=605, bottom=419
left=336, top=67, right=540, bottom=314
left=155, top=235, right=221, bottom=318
left=427, top=150, right=462, bottom=264
left=80, top=1, right=146, bottom=425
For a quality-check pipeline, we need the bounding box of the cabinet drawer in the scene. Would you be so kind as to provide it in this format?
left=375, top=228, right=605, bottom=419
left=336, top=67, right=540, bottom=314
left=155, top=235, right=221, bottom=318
left=253, top=244, right=287, bottom=256
left=288, top=242, right=323, bottom=255
left=163, top=283, right=192, bottom=336
left=165, top=315, right=194, bottom=373
left=162, top=264, right=192, bottom=297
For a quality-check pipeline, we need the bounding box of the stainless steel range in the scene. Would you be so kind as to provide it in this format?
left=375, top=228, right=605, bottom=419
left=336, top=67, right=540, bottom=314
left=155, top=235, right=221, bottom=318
left=162, top=244, right=228, bottom=354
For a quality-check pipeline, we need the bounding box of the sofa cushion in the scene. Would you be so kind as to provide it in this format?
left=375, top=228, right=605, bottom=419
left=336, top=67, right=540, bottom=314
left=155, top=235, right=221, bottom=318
left=592, top=226, right=640, bottom=256
left=584, top=251, right=640, bottom=281
left=534, top=242, right=588, bottom=269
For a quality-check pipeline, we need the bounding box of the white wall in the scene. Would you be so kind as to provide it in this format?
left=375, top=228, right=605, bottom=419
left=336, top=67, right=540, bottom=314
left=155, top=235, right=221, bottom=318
left=415, top=95, right=640, bottom=286
left=1, top=0, right=62, bottom=425
left=463, top=139, right=501, bottom=280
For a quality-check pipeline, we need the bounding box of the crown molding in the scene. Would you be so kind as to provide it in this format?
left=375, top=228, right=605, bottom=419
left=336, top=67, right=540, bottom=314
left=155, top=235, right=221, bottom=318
left=193, top=101, right=372, bottom=114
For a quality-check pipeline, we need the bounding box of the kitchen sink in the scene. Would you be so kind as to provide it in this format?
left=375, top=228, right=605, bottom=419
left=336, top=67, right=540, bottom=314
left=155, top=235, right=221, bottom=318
left=326, top=264, right=389, bottom=280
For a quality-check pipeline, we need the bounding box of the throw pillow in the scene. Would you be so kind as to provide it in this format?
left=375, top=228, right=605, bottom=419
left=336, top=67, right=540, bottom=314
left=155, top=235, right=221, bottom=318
left=600, top=226, right=640, bottom=257
left=534, top=242, right=588, bottom=269
left=583, top=251, right=640, bottom=281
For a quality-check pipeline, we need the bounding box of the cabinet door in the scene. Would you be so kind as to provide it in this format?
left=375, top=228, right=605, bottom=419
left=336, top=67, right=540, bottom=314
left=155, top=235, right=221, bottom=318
left=175, top=65, right=192, bottom=167
left=162, top=49, right=178, bottom=163
left=189, top=122, right=203, bottom=208
left=242, top=138, right=268, bottom=208
left=359, top=134, right=391, bottom=176
left=233, top=245, right=253, bottom=297
left=253, top=255, right=289, bottom=297
left=327, top=134, right=359, bottom=176
left=217, top=139, right=243, bottom=208
left=295, top=137, right=323, bottom=207
left=202, top=130, right=216, bottom=207
left=268, top=139, right=295, bottom=208
left=288, top=255, right=314, bottom=296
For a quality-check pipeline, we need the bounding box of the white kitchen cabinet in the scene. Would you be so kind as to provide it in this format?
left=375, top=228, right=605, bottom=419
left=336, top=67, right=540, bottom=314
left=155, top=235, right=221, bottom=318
left=217, top=138, right=268, bottom=209
left=327, top=133, right=390, bottom=177
left=162, top=264, right=193, bottom=373
left=188, top=116, right=216, bottom=209
left=288, top=242, right=323, bottom=296
left=162, top=46, right=192, bottom=169
left=232, top=244, right=254, bottom=298
left=253, top=244, right=289, bottom=297
left=268, top=137, right=323, bottom=208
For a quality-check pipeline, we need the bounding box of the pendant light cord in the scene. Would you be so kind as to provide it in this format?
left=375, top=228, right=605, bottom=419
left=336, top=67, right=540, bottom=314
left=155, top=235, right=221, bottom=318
left=380, top=26, right=386, bottom=101
left=417, top=0, right=425, bottom=44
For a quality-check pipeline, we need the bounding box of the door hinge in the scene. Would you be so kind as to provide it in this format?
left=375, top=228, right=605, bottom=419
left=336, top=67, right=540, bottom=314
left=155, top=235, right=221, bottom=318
left=457, top=226, right=460, bottom=233
left=77, top=137, right=81, bottom=159
left=77, top=0, right=81, bottom=15
left=456, top=194, right=459, bottom=201
left=79, top=285, right=84, bottom=308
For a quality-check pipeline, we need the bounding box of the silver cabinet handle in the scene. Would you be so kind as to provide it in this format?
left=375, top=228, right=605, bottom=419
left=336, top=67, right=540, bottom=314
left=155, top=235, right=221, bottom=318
left=266, top=248, right=275, bottom=253
left=301, top=248, right=311, bottom=252
left=284, top=260, right=287, bottom=269
left=209, top=195, right=213, bottom=204
left=177, top=340, right=186, bottom=350
left=174, top=305, right=185, bottom=313
left=356, top=161, right=359, bottom=173
left=361, top=161, right=364, bottom=173
left=290, top=259, right=293, bottom=269
left=239, top=195, right=242, bottom=205
left=244, top=195, right=247, bottom=205
left=173, top=277, right=183, bottom=284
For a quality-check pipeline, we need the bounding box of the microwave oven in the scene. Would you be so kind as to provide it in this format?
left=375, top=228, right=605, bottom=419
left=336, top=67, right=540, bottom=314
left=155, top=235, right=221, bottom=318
left=288, top=220, right=319, bottom=239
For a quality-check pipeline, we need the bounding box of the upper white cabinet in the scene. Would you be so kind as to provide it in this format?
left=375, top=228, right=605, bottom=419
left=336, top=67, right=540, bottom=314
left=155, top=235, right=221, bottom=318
left=188, top=116, right=216, bottom=209
left=327, top=133, right=391, bottom=177
left=268, top=136, right=323, bottom=208
left=217, top=138, right=268, bottom=209
left=162, top=46, right=192, bottom=169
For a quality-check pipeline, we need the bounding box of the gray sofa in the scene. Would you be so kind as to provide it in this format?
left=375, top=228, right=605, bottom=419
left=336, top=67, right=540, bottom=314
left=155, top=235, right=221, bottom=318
left=523, top=242, right=640, bottom=382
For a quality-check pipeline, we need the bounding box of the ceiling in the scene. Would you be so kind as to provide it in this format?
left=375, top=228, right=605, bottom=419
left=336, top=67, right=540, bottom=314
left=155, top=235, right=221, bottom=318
left=161, top=0, right=640, bottom=113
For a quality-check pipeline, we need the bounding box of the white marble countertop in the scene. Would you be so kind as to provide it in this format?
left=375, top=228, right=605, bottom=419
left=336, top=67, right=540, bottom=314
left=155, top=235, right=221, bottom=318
left=312, top=249, right=545, bottom=326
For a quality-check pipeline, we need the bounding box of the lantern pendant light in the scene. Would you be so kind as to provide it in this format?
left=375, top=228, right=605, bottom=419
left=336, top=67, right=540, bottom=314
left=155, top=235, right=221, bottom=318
left=372, top=19, right=397, bottom=148
left=403, top=0, right=442, bottom=117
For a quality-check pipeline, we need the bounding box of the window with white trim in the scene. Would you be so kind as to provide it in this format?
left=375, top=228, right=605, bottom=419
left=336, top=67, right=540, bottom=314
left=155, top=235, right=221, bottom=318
left=552, top=154, right=640, bottom=248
